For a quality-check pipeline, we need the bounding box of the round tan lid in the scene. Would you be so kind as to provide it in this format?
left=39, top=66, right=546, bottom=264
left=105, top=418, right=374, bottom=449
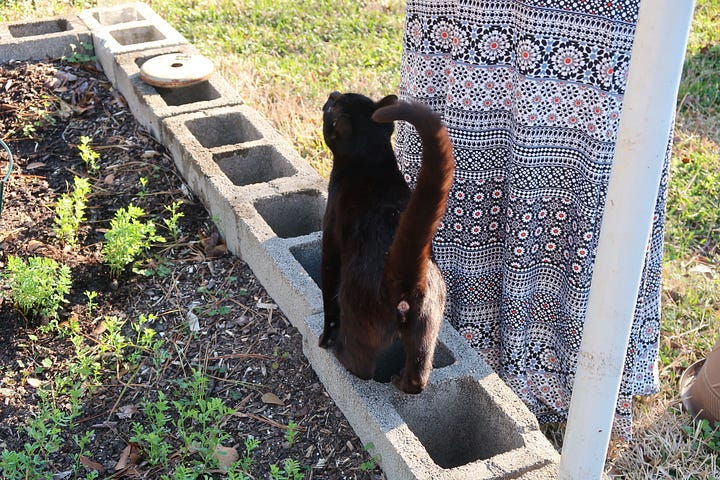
left=139, top=53, right=214, bottom=88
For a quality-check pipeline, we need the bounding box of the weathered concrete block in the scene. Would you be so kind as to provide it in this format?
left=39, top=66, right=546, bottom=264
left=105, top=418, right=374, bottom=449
left=109, top=45, right=244, bottom=141
left=159, top=105, right=326, bottom=256
left=298, top=316, right=561, bottom=479
left=78, top=2, right=187, bottom=84
left=0, top=15, right=91, bottom=63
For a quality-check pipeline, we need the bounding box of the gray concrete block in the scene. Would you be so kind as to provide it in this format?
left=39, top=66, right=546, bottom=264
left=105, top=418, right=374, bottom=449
left=0, top=15, right=91, bottom=63
left=298, top=316, right=561, bottom=479
left=78, top=2, right=187, bottom=84
left=109, top=45, right=244, bottom=141
left=159, top=105, right=326, bottom=256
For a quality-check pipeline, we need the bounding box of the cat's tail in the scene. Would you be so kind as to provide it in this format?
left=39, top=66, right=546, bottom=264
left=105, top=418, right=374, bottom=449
left=372, top=100, right=454, bottom=299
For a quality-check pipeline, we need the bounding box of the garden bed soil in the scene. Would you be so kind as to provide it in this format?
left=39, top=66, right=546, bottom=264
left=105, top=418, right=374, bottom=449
left=0, top=59, right=383, bottom=479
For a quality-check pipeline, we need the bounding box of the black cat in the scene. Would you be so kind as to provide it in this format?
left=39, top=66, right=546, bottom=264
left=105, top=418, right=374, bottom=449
left=319, top=92, right=454, bottom=393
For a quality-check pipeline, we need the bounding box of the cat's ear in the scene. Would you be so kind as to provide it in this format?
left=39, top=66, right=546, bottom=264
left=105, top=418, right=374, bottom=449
left=375, top=95, right=398, bottom=110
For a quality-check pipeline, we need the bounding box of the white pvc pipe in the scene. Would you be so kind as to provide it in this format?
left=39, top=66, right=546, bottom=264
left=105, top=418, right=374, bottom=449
left=558, top=1, right=696, bottom=478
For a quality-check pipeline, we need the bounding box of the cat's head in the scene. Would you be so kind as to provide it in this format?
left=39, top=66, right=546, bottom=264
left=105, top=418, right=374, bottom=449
left=322, top=91, right=398, bottom=158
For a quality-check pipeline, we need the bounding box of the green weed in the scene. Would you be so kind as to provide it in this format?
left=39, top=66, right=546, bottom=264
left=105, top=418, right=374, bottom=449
left=360, top=442, right=381, bottom=471
left=53, top=176, right=91, bottom=247
left=269, top=458, right=304, bottom=480
left=63, top=42, right=96, bottom=64
left=164, top=200, right=185, bottom=242
left=103, top=204, right=165, bottom=277
left=2, top=255, right=72, bottom=319
left=77, top=135, right=100, bottom=174
left=85, top=290, right=98, bottom=318
left=284, top=420, right=299, bottom=447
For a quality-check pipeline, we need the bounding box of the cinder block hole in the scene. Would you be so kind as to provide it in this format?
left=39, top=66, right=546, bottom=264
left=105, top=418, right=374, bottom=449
left=110, top=25, right=165, bottom=46
left=373, top=339, right=455, bottom=383
left=8, top=19, right=70, bottom=37
left=155, top=82, right=221, bottom=106
left=214, top=145, right=297, bottom=186
left=254, top=191, right=324, bottom=239
left=93, top=7, right=145, bottom=25
left=290, top=239, right=321, bottom=286
left=185, top=113, right=262, bottom=148
left=392, top=377, right=525, bottom=469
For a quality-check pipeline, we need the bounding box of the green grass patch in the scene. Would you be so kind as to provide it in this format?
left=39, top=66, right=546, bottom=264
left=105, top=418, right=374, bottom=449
left=679, top=0, right=720, bottom=118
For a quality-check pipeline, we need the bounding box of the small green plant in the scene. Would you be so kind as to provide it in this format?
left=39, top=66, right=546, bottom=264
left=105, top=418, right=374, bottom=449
left=173, top=370, right=234, bottom=464
left=77, top=136, right=100, bottom=174
left=138, top=176, right=149, bottom=198
left=681, top=419, right=720, bottom=454
left=85, top=290, right=98, bottom=318
left=237, top=436, right=260, bottom=473
left=164, top=200, right=185, bottom=242
left=285, top=420, right=299, bottom=447
left=53, top=176, right=91, bottom=247
left=103, top=204, right=165, bottom=277
left=269, top=458, right=304, bottom=480
left=140, top=256, right=174, bottom=278
left=20, top=102, right=57, bottom=140
left=131, top=392, right=172, bottom=468
left=63, top=42, right=96, bottom=64
left=72, top=429, right=98, bottom=478
left=2, top=256, right=72, bottom=319
left=360, top=442, right=381, bottom=471
left=0, top=388, right=75, bottom=480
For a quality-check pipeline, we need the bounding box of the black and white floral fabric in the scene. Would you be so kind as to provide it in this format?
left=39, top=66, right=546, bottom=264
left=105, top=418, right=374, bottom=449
left=396, top=0, right=667, bottom=438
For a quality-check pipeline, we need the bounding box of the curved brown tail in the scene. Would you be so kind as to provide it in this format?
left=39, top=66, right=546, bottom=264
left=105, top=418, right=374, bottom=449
left=372, top=101, right=455, bottom=298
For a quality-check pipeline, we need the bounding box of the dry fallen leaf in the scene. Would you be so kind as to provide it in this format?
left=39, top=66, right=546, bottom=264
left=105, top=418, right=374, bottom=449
left=690, top=263, right=715, bottom=279
left=261, top=392, right=285, bottom=406
left=214, top=445, right=239, bottom=468
left=0, top=387, right=14, bottom=397
left=202, top=232, right=227, bottom=258
left=27, top=239, right=45, bottom=252
left=116, top=404, right=138, bottom=420
left=26, top=378, right=43, bottom=388
left=79, top=456, right=105, bottom=473
left=115, top=442, right=143, bottom=471
left=91, top=320, right=107, bottom=337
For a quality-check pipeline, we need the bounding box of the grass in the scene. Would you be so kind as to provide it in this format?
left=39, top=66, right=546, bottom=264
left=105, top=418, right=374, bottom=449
left=0, top=0, right=719, bottom=478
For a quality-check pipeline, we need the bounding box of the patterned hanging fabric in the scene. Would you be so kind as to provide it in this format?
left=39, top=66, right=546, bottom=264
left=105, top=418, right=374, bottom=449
left=395, top=0, right=666, bottom=438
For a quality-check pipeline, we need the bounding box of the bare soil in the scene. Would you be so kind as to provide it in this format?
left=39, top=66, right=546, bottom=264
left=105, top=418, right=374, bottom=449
left=0, top=60, right=383, bottom=479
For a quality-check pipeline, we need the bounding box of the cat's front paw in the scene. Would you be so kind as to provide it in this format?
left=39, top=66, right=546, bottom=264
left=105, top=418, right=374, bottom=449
left=391, top=371, right=425, bottom=394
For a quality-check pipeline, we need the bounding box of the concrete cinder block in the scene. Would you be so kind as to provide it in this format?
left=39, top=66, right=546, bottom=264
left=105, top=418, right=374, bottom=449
left=109, top=45, right=244, bottom=141
left=0, top=15, right=91, bottom=63
left=78, top=2, right=187, bottom=84
left=159, top=105, right=326, bottom=256
left=297, top=316, right=561, bottom=479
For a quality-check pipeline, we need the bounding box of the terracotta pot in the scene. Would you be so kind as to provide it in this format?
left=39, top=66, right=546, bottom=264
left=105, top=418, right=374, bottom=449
left=680, top=337, right=720, bottom=423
